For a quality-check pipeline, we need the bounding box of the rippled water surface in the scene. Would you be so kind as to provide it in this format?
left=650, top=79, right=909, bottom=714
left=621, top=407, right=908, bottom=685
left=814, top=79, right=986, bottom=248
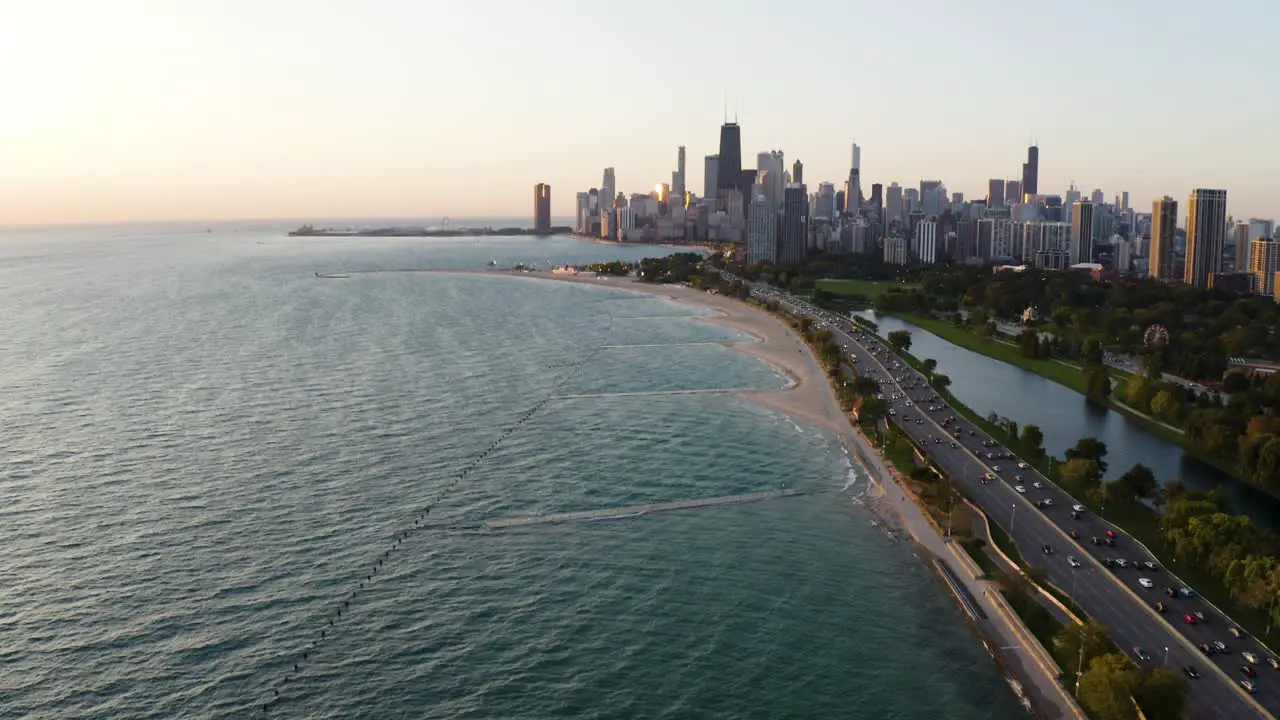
left=0, top=224, right=1025, bottom=719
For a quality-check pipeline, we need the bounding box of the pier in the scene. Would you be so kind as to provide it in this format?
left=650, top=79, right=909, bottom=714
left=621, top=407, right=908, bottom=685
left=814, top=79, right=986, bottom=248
left=485, top=489, right=808, bottom=530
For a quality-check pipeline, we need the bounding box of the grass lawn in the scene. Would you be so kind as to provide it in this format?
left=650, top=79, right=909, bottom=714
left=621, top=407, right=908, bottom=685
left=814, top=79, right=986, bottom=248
left=816, top=278, right=918, bottom=300
left=897, top=312, right=1107, bottom=394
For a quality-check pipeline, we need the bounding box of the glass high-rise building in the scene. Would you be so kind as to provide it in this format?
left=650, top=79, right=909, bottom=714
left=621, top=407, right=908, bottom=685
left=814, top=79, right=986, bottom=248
left=534, top=183, right=552, bottom=235
left=1021, top=145, right=1039, bottom=198
left=1185, top=189, right=1228, bottom=288
left=1149, top=196, right=1178, bottom=281
left=716, top=123, right=742, bottom=192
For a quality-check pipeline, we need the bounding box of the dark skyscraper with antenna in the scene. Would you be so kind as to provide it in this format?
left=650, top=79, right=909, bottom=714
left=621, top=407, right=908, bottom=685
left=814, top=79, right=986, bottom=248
left=716, top=122, right=742, bottom=192
left=1021, top=145, right=1039, bottom=199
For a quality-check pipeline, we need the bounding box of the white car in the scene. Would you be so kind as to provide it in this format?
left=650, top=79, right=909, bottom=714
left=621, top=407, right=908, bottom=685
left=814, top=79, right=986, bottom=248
left=1033, top=481, right=1043, bottom=489
left=1072, top=504, right=1086, bottom=513
left=1139, top=578, right=1154, bottom=589
left=1017, top=462, right=1028, bottom=469
left=1015, top=485, right=1026, bottom=494
left=1068, top=557, right=1082, bottom=568
left=993, top=466, right=1001, bottom=472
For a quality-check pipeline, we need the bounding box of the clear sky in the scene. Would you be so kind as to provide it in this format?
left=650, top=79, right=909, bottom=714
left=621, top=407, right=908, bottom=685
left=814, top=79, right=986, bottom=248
left=2, top=0, right=1276, bottom=225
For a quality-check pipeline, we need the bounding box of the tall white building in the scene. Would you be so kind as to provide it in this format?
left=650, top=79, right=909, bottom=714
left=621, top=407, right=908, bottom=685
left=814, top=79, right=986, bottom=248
left=703, top=155, right=718, bottom=199
left=1250, top=237, right=1279, bottom=296
left=914, top=221, right=937, bottom=263
left=1251, top=218, right=1276, bottom=241
left=883, top=236, right=909, bottom=265
left=851, top=143, right=861, bottom=172
left=1113, top=234, right=1132, bottom=274
left=756, top=150, right=785, bottom=205
left=746, top=195, right=777, bottom=264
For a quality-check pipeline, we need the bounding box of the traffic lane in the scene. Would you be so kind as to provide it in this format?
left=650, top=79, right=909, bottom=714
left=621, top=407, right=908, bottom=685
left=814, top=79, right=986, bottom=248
left=913, top=416, right=1277, bottom=704
left=767, top=296, right=1267, bottom=714
left=904, top=426, right=1247, bottom=719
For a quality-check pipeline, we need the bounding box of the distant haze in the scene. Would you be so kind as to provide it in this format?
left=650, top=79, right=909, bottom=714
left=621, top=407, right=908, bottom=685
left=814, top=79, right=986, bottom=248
left=1, top=0, right=1276, bottom=225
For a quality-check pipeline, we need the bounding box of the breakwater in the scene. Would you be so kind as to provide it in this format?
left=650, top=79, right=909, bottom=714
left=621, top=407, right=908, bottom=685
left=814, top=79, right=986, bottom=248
left=485, top=489, right=809, bottom=530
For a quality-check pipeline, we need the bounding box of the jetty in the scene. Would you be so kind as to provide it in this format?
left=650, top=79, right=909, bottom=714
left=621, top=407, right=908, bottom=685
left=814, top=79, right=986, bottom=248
left=485, top=489, right=808, bottom=530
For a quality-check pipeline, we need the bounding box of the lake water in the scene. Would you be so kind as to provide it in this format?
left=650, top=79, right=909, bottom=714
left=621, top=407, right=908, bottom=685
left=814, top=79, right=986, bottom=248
left=0, top=225, right=1024, bottom=718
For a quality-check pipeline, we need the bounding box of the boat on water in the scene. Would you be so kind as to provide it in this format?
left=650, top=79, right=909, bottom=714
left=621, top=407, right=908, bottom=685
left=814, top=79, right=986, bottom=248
left=487, top=259, right=497, bottom=267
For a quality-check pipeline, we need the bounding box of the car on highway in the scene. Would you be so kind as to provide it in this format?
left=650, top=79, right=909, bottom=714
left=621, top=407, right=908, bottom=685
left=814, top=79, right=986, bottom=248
left=1068, top=556, right=1081, bottom=568
left=1184, top=614, right=1198, bottom=625
left=1015, top=485, right=1026, bottom=494
left=1242, top=665, right=1258, bottom=679
left=1134, top=647, right=1151, bottom=662
left=1041, top=544, right=1054, bottom=555
left=1072, top=504, right=1086, bottom=513
left=1154, top=601, right=1167, bottom=613
left=1179, top=587, right=1197, bottom=598
left=1229, top=626, right=1247, bottom=638
left=1143, top=561, right=1160, bottom=571
left=1184, top=665, right=1200, bottom=679
left=1139, top=578, right=1154, bottom=589
left=1067, top=529, right=1079, bottom=539
left=1032, top=481, right=1043, bottom=489
left=1017, top=462, right=1028, bottom=469
left=1241, top=679, right=1257, bottom=694
left=1244, top=652, right=1260, bottom=665
left=1105, top=529, right=1117, bottom=539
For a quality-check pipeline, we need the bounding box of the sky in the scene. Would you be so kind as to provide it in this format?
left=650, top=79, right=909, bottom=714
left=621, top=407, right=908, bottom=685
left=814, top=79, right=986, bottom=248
left=1, top=0, right=1277, bottom=226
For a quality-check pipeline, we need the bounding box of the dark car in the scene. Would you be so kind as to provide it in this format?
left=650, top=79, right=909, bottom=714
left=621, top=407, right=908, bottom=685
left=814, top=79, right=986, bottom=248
left=1184, top=665, right=1200, bottom=679
left=1042, top=544, right=1054, bottom=555
left=1154, top=601, right=1167, bottom=613
left=1242, top=665, right=1258, bottom=678
left=1068, top=529, right=1080, bottom=539
left=1200, top=643, right=1215, bottom=655
left=1090, top=536, right=1103, bottom=546
left=1165, top=587, right=1177, bottom=598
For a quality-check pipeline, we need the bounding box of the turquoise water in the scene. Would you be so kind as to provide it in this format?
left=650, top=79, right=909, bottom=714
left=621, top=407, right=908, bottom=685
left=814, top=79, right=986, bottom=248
left=0, top=225, right=1025, bottom=718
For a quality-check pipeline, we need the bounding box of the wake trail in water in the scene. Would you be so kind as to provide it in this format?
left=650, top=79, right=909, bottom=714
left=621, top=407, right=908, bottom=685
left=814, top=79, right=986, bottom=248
left=247, top=297, right=617, bottom=717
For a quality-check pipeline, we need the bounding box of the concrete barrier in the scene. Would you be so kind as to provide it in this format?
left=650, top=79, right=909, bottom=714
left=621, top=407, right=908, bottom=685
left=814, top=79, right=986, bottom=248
left=984, top=588, right=1089, bottom=720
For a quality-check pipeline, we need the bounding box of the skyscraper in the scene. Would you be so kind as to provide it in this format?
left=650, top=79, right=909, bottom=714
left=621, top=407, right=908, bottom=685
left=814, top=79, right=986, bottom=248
left=1070, top=201, right=1095, bottom=265
left=1234, top=222, right=1252, bottom=272
left=1150, top=196, right=1178, bottom=281
left=757, top=150, right=785, bottom=205
left=1185, top=189, right=1228, bottom=288
left=792, top=159, right=804, bottom=186
left=1021, top=145, right=1039, bottom=197
left=601, top=168, right=615, bottom=210
left=703, top=155, right=719, bottom=199
left=747, top=194, right=777, bottom=264
left=673, top=146, right=686, bottom=197
left=778, top=184, right=807, bottom=266
left=1250, top=237, right=1279, bottom=296
left=886, top=182, right=903, bottom=222
left=534, top=183, right=552, bottom=235
left=1090, top=189, right=1105, bottom=205
left=988, top=179, right=1005, bottom=207
left=1005, top=180, right=1022, bottom=207
left=716, top=123, right=742, bottom=192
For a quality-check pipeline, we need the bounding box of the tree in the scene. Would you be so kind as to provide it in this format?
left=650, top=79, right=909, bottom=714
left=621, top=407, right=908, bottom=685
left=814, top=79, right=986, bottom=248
left=1150, top=389, right=1180, bottom=422
left=1114, top=463, right=1158, bottom=500
left=1134, top=667, right=1188, bottom=720
left=933, top=373, right=951, bottom=392
left=887, top=329, right=912, bottom=354
left=1060, top=458, right=1102, bottom=489
left=1085, top=365, right=1113, bottom=402
left=1020, top=425, right=1045, bottom=458
left=922, top=358, right=938, bottom=378
left=1019, top=327, right=1040, bottom=357
left=1054, top=619, right=1114, bottom=670
left=1082, top=335, right=1105, bottom=365
left=798, top=317, right=813, bottom=333
left=1077, top=654, right=1141, bottom=720
left=852, top=375, right=879, bottom=397
left=1066, top=437, right=1109, bottom=475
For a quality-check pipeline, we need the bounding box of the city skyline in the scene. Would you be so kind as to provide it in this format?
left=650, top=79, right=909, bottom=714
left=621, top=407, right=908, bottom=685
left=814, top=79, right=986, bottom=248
left=1, top=0, right=1277, bottom=226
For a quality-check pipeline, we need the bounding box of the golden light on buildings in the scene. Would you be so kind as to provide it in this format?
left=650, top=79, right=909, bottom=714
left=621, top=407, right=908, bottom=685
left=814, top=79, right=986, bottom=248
left=653, top=183, right=666, bottom=201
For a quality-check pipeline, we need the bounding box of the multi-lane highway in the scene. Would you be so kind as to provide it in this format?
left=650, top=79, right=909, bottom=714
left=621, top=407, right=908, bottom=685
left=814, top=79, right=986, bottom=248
left=733, top=274, right=1276, bottom=720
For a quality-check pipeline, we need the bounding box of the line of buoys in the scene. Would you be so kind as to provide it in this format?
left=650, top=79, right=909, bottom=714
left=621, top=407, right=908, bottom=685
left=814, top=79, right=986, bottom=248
left=253, top=305, right=615, bottom=716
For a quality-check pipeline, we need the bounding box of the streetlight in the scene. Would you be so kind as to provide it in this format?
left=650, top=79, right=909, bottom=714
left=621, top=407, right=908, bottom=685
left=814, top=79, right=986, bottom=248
left=1163, top=646, right=1169, bottom=667
left=1010, top=503, right=1018, bottom=536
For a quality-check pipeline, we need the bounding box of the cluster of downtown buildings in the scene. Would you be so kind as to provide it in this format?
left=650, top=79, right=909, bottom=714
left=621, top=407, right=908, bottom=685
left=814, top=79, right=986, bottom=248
left=537, top=119, right=1279, bottom=298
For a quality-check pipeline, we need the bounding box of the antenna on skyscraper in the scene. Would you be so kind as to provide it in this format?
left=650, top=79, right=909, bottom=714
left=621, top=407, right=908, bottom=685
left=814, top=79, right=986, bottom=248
left=723, top=90, right=727, bottom=123
left=733, top=95, right=738, bottom=123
